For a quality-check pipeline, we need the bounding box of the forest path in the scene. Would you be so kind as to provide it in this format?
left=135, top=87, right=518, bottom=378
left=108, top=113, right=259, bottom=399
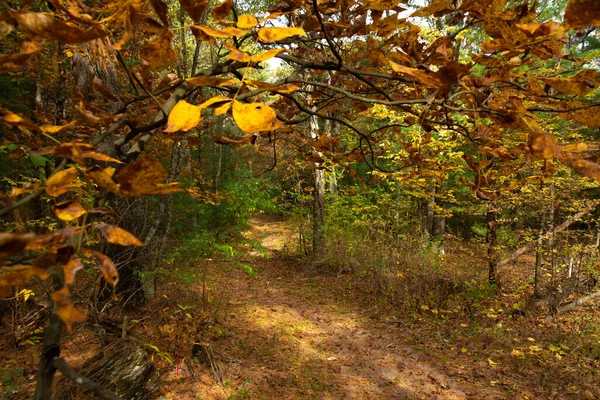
left=203, top=215, right=506, bottom=399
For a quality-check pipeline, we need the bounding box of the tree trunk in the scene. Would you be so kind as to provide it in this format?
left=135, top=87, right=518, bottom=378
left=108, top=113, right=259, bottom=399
left=310, top=113, right=325, bottom=260
left=487, top=201, right=500, bottom=291
left=431, top=182, right=446, bottom=255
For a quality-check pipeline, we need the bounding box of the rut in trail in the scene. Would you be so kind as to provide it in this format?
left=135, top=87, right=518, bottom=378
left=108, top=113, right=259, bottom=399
left=183, top=215, right=508, bottom=399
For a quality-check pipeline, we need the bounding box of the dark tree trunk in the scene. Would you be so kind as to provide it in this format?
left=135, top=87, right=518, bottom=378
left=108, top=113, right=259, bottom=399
left=487, top=201, right=500, bottom=291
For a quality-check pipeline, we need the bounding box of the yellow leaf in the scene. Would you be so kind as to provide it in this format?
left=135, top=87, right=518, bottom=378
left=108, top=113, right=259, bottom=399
left=232, top=100, right=283, bottom=132
left=251, top=48, right=285, bottom=62
left=186, top=76, right=238, bottom=87
left=461, top=347, right=468, bottom=353
left=237, top=14, right=258, bottom=28
left=221, top=27, right=248, bottom=37
left=487, top=358, right=497, bottom=366
left=18, top=288, right=34, bottom=302
left=214, top=102, right=232, bottom=116
left=164, top=100, right=201, bottom=132
left=198, top=96, right=232, bottom=110
left=53, top=200, right=86, bottom=221
left=189, top=25, right=231, bottom=38
left=510, top=349, right=525, bottom=358
left=94, top=224, right=143, bottom=246
left=224, top=42, right=250, bottom=62
left=46, top=167, right=77, bottom=197
left=258, top=27, right=307, bottom=42
left=40, top=120, right=76, bottom=134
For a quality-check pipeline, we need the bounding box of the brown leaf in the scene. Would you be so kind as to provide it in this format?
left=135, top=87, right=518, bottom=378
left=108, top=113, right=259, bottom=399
left=0, top=233, right=35, bottom=265
left=52, top=286, right=86, bottom=331
left=212, top=134, right=254, bottom=144
left=82, top=249, right=119, bottom=287
left=541, top=70, right=600, bottom=95
left=63, top=256, right=83, bottom=286
left=0, top=40, right=43, bottom=73
left=564, top=0, right=600, bottom=29
left=114, top=155, right=182, bottom=196
left=179, top=0, right=208, bottom=23
left=140, top=31, right=178, bottom=70
left=528, top=131, right=560, bottom=160
left=9, top=11, right=108, bottom=43
left=150, top=0, right=170, bottom=26
left=212, top=0, right=233, bottom=20
left=389, top=61, right=447, bottom=88
left=46, top=167, right=78, bottom=197
left=411, top=0, right=454, bottom=18
left=25, top=228, right=79, bottom=250
left=93, top=224, right=143, bottom=247
left=0, top=265, right=48, bottom=297
left=53, top=200, right=87, bottom=221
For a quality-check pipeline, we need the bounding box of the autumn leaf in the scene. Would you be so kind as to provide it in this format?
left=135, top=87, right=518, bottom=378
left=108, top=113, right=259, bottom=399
left=52, top=286, right=87, bottom=331
left=389, top=61, right=448, bottom=88
left=0, top=233, right=35, bottom=265
left=212, top=0, right=233, bottom=20
left=114, top=155, right=182, bottom=196
left=186, top=76, right=238, bottom=87
left=410, top=0, right=454, bottom=18
left=1, top=108, right=39, bottom=131
left=87, top=166, right=119, bottom=193
left=564, top=0, right=600, bottom=29
left=140, top=31, right=178, bottom=69
left=224, top=42, right=251, bottom=62
left=251, top=48, right=285, bottom=63
left=82, top=249, right=119, bottom=287
left=9, top=11, right=108, bottom=43
left=232, top=100, right=284, bottom=132
left=0, top=40, right=43, bottom=73
left=53, top=200, right=87, bottom=221
left=198, top=95, right=232, bottom=110
left=237, top=14, right=258, bottom=28
left=39, top=120, right=76, bottom=134
left=257, top=27, right=307, bottom=42
left=164, top=100, right=202, bottom=132
left=93, top=224, right=143, bottom=246
left=150, top=0, right=170, bottom=26
left=46, top=167, right=78, bottom=197
left=191, top=25, right=234, bottom=39
left=179, top=0, right=208, bottom=23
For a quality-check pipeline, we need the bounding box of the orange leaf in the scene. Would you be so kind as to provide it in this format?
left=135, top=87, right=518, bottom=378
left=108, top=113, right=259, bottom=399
left=164, top=100, right=202, bottom=132
left=257, top=27, right=307, bottom=42
left=53, top=200, right=86, bottom=221
left=232, top=100, right=284, bottom=132
left=191, top=25, right=232, bottom=38
left=224, top=42, right=250, bottom=62
left=52, top=286, right=86, bottom=331
left=46, top=167, right=78, bottom=197
left=87, top=166, right=119, bottom=193
left=93, top=224, right=143, bottom=246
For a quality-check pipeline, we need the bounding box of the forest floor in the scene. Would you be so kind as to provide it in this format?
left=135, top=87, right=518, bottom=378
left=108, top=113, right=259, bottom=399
left=153, top=215, right=512, bottom=400
left=3, top=215, right=600, bottom=399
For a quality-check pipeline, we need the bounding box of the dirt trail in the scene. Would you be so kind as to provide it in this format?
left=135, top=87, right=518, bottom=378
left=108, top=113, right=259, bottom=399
left=197, top=215, right=507, bottom=399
